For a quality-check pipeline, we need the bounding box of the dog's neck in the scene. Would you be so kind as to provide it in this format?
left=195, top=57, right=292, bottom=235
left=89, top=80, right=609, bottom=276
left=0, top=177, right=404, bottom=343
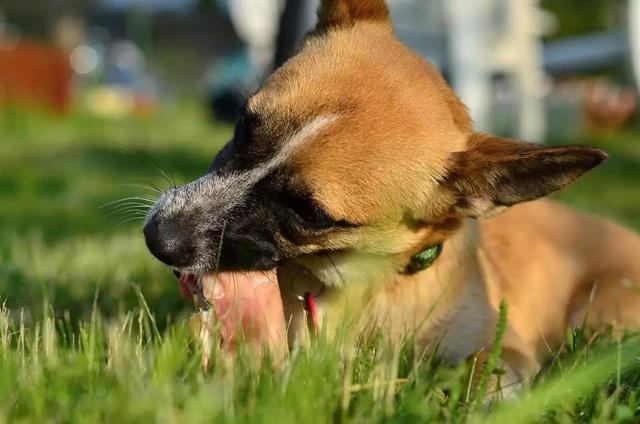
left=326, top=219, right=486, bottom=342
left=286, top=219, right=497, bottom=360
left=375, top=219, right=495, bottom=359
left=392, top=219, right=482, bottom=310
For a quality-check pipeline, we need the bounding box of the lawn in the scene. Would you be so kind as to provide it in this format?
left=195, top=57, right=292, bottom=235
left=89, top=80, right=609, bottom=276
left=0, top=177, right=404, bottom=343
left=1, top=105, right=640, bottom=422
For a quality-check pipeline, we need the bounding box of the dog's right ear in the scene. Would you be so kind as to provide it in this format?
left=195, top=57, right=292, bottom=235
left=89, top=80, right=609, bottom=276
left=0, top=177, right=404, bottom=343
left=316, top=0, right=391, bottom=31
left=444, top=134, right=607, bottom=218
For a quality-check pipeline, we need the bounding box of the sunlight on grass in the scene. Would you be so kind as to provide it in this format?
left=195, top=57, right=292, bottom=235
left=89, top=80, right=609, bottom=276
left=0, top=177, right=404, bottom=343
left=1, top=299, right=639, bottom=422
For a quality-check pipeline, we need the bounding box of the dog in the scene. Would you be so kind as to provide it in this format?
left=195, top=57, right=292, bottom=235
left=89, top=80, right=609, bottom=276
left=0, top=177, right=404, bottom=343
left=144, top=0, right=640, bottom=382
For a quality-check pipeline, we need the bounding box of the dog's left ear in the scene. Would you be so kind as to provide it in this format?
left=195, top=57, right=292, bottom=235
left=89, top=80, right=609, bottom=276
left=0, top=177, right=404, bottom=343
left=316, top=0, right=391, bottom=31
left=444, top=134, right=607, bottom=218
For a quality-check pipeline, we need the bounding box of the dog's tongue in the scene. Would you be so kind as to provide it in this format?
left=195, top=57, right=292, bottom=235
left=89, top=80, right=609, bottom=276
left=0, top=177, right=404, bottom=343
left=200, top=271, right=287, bottom=356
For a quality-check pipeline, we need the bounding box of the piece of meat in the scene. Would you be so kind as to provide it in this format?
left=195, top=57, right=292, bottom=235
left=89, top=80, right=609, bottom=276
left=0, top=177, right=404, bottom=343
left=200, top=271, right=288, bottom=360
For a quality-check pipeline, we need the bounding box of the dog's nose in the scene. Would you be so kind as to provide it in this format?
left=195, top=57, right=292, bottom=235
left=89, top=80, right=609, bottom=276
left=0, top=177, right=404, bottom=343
left=143, top=216, right=166, bottom=261
left=143, top=215, right=193, bottom=267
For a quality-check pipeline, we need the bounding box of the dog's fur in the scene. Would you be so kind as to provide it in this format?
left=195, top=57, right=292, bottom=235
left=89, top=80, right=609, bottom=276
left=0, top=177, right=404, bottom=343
left=145, top=0, right=640, bottom=381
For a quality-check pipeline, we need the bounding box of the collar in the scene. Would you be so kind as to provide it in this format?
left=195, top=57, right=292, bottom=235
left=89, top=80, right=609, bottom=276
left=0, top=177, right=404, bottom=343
left=403, top=243, right=443, bottom=275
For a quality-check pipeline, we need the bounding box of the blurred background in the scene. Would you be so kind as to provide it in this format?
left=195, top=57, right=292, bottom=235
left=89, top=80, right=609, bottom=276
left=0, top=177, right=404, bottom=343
left=1, top=0, right=639, bottom=325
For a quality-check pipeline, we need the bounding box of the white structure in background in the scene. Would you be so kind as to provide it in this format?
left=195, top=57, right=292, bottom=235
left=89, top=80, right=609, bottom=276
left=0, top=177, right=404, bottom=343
left=227, top=0, right=284, bottom=83
left=447, top=0, right=548, bottom=142
left=445, top=0, right=494, bottom=135
left=391, top=0, right=640, bottom=141
left=630, top=0, right=640, bottom=95
left=391, top=0, right=548, bottom=142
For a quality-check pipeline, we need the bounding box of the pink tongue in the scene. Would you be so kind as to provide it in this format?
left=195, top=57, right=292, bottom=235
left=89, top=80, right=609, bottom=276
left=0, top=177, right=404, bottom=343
left=201, top=271, right=287, bottom=356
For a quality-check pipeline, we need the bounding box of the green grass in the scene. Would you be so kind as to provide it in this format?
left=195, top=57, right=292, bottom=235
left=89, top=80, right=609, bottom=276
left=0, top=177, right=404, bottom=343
left=1, top=106, right=640, bottom=422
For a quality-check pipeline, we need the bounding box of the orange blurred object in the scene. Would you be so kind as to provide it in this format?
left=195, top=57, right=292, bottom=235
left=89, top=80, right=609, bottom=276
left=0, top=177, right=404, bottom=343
left=0, top=38, right=72, bottom=113
left=583, top=79, right=637, bottom=135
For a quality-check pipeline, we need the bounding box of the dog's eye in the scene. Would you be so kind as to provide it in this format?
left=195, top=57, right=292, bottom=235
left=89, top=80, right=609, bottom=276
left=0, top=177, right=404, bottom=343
left=277, top=191, right=343, bottom=229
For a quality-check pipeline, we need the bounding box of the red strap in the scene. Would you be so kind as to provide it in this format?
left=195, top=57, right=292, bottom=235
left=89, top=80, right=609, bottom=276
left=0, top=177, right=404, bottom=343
left=303, top=291, right=319, bottom=337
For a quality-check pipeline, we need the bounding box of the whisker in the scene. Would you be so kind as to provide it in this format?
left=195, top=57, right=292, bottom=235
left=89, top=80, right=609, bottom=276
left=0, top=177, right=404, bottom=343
left=110, top=205, right=152, bottom=213
left=109, top=200, right=155, bottom=209
left=324, top=253, right=346, bottom=287
left=117, top=144, right=178, bottom=189
left=214, top=221, right=227, bottom=273
left=108, top=201, right=154, bottom=209
left=99, top=196, right=157, bottom=209
left=232, top=77, right=252, bottom=99
left=255, top=69, right=268, bottom=91
left=99, top=209, right=149, bottom=223
left=103, top=204, right=154, bottom=215
left=101, top=206, right=151, bottom=220
left=196, top=273, right=205, bottom=309
left=117, top=212, right=148, bottom=220
left=115, top=207, right=151, bottom=216
left=112, top=183, right=163, bottom=194
left=160, top=168, right=177, bottom=190
left=107, top=206, right=151, bottom=216
left=232, top=271, right=239, bottom=309
left=117, top=211, right=150, bottom=220
left=114, top=216, right=147, bottom=228
left=258, top=269, right=272, bottom=282
left=148, top=181, right=165, bottom=194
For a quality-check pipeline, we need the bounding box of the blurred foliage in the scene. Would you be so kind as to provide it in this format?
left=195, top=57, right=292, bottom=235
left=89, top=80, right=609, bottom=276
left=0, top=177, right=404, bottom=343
left=542, top=0, right=624, bottom=39
left=1, top=0, right=97, bottom=38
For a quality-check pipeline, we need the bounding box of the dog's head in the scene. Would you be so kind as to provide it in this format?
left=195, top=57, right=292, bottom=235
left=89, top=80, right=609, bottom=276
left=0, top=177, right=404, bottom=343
left=144, top=0, right=606, bottom=291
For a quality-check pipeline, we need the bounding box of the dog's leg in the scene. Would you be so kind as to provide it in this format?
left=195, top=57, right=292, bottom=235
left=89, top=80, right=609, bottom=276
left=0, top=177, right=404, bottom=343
left=571, top=277, right=640, bottom=333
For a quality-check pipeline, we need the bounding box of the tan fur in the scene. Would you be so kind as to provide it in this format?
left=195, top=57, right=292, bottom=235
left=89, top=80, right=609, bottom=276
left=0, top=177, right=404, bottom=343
left=250, top=0, right=640, bottom=382
left=316, top=0, right=391, bottom=31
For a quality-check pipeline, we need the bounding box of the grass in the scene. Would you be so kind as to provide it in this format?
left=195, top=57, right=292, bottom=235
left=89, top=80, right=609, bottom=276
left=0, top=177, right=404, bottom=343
left=1, top=105, right=640, bottom=422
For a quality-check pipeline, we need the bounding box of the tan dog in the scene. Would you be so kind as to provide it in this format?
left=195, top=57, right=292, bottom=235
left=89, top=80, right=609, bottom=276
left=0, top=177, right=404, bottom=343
left=144, top=0, right=640, bottom=381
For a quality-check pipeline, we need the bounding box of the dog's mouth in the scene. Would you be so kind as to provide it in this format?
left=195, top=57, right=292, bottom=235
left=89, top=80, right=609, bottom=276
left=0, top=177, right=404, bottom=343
left=174, top=269, right=288, bottom=353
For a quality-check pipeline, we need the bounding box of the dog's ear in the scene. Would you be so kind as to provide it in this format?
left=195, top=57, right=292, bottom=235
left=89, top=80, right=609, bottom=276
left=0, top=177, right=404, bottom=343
left=316, top=0, right=390, bottom=31
left=444, top=134, right=607, bottom=218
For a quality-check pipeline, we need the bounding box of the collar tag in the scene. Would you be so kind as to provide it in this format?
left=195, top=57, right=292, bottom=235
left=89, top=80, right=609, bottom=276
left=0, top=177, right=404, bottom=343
left=404, top=243, right=443, bottom=274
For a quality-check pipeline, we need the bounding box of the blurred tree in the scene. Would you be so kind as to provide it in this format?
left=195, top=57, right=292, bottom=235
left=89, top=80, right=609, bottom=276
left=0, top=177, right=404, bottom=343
left=2, top=0, right=97, bottom=39
left=542, top=0, right=623, bottom=39
left=196, top=0, right=219, bottom=13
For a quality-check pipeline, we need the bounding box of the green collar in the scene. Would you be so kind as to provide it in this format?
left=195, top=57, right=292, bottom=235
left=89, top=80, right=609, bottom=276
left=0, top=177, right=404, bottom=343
left=404, top=243, right=443, bottom=274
